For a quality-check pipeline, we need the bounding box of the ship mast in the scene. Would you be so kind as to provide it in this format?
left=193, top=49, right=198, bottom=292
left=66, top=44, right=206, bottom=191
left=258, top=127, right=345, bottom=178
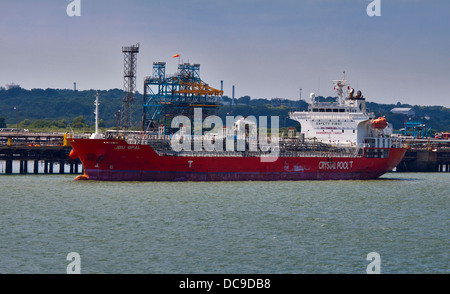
left=332, top=71, right=348, bottom=105
left=90, top=92, right=102, bottom=139
left=94, top=92, right=99, bottom=135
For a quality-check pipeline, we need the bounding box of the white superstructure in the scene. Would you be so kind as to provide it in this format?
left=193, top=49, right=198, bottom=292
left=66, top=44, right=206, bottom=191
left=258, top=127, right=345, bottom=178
left=289, top=77, right=391, bottom=146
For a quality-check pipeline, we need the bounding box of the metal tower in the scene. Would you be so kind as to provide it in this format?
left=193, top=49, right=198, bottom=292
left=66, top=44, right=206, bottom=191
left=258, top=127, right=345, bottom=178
left=142, top=61, right=223, bottom=134
left=121, top=43, right=140, bottom=130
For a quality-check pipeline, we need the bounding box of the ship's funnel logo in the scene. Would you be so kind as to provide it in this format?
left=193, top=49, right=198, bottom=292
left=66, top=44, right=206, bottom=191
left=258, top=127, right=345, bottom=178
left=170, top=108, right=280, bottom=162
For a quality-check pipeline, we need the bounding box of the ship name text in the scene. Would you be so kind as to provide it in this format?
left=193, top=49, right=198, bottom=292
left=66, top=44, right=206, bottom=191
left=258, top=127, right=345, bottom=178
left=319, top=161, right=353, bottom=170
left=114, top=145, right=141, bottom=150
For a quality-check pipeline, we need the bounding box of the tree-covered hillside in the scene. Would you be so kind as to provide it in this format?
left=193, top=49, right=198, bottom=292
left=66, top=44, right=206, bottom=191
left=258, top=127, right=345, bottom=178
left=0, top=88, right=449, bottom=132
left=0, top=88, right=132, bottom=128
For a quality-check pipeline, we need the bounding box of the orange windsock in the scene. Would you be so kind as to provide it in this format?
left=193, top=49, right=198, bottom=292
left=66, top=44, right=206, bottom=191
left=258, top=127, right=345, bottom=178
left=172, top=54, right=180, bottom=58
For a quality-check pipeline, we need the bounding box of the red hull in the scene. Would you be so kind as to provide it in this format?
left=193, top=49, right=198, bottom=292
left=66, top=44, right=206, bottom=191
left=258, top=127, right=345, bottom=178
left=69, top=139, right=406, bottom=181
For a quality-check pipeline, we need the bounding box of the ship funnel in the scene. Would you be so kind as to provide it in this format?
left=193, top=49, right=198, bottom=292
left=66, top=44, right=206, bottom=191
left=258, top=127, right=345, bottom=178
left=349, top=88, right=355, bottom=99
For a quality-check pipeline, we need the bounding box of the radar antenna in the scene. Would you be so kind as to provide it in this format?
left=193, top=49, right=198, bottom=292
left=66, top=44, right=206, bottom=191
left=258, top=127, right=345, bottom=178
left=332, top=71, right=348, bottom=105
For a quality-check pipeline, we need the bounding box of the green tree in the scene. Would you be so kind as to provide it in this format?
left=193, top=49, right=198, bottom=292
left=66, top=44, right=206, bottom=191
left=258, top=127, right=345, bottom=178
left=72, top=115, right=86, bottom=129
left=21, top=119, right=31, bottom=127
left=237, top=96, right=251, bottom=104
left=56, top=119, right=67, bottom=128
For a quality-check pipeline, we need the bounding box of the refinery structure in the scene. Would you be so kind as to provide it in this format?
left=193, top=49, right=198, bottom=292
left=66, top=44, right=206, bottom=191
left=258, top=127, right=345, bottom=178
left=142, top=61, right=224, bottom=134
left=117, top=44, right=224, bottom=135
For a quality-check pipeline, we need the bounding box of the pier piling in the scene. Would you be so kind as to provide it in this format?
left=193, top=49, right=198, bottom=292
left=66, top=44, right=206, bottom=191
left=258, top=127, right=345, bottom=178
left=60, top=161, right=65, bottom=174
left=397, top=148, right=450, bottom=172
left=34, top=160, right=39, bottom=174
left=5, top=160, right=13, bottom=175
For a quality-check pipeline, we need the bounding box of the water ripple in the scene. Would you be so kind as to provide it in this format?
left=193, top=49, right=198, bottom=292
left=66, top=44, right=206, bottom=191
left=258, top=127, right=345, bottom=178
left=0, top=173, right=448, bottom=273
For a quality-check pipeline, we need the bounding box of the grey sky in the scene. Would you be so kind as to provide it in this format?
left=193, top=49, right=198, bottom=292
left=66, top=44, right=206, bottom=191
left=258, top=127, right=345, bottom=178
left=1, top=0, right=449, bottom=107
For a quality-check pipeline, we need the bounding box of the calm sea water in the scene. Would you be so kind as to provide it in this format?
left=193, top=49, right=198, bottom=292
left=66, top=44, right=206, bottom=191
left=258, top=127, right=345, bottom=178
left=0, top=173, right=448, bottom=274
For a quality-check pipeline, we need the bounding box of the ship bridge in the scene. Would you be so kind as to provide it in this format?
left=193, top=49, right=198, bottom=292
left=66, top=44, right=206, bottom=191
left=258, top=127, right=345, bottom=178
left=289, top=77, right=388, bottom=146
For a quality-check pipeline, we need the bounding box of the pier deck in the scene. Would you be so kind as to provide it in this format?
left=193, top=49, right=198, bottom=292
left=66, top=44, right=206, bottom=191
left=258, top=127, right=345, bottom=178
left=396, top=138, right=450, bottom=172
left=0, top=132, right=82, bottom=175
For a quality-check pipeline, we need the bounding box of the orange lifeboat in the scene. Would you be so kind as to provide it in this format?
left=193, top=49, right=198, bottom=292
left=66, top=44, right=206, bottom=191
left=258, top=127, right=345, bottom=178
left=372, top=117, right=388, bottom=129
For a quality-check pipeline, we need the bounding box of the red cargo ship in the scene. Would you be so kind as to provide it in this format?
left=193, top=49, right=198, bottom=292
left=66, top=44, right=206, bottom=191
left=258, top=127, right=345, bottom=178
left=69, top=137, right=405, bottom=181
left=68, top=75, right=406, bottom=181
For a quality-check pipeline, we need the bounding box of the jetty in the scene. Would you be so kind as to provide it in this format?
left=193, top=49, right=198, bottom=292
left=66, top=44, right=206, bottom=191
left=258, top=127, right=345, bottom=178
left=0, top=131, right=82, bottom=175
left=397, top=139, right=450, bottom=172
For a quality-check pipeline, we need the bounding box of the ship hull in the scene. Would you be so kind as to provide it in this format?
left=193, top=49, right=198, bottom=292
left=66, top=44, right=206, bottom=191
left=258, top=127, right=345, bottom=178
left=69, top=139, right=406, bottom=181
